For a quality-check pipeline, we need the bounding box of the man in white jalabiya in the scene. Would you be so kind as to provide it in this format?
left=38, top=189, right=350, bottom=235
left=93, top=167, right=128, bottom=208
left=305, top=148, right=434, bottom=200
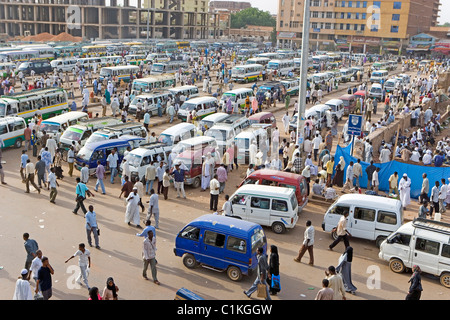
left=249, top=141, right=258, bottom=165
left=379, top=146, right=391, bottom=163
left=13, top=269, right=33, bottom=300
left=201, top=153, right=213, bottom=192
left=399, top=173, right=411, bottom=209
left=125, top=187, right=142, bottom=229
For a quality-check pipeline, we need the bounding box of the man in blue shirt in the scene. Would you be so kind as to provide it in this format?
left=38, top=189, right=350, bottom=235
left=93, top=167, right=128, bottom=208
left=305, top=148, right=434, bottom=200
left=136, top=219, right=156, bottom=239
left=434, top=152, right=444, bottom=167
left=73, top=177, right=94, bottom=215
left=85, top=205, right=100, bottom=249
left=155, top=162, right=165, bottom=195
left=20, top=150, right=28, bottom=182
left=36, top=256, right=54, bottom=300
left=23, top=233, right=38, bottom=271
left=172, top=162, right=187, bottom=199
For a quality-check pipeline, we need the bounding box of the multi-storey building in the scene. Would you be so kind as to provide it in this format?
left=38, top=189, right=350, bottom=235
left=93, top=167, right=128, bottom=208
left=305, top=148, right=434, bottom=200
left=277, top=0, right=441, bottom=53
left=0, top=0, right=220, bottom=40
left=209, top=1, right=251, bottom=13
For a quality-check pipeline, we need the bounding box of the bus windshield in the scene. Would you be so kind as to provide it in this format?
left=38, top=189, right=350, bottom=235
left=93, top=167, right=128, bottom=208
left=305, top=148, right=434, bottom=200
left=157, top=134, right=172, bottom=145
left=267, top=62, right=278, bottom=70
left=100, top=69, right=112, bottom=76
left=127, top=153, right=142, bottom=167
left=77, top=146, right=94, bottom=161
left=152, top=64, right=165, bottom=72
left=86, top=133, right=108, bottom=145
left=221, top=93, right=236, bottom=102
left=180, top=102, right=196, bottom=111
left=62, top=127, right=83, bottom=141
left=233, top=67, right=246, bottom=74
left=251, top=229, right=265, bottom=254
left=39, top=122, right=60, bottom=133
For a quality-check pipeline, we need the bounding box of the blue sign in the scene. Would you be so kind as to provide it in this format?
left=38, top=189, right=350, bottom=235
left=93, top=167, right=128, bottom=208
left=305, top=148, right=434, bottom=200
left=347, top=114, right=363, bottom=136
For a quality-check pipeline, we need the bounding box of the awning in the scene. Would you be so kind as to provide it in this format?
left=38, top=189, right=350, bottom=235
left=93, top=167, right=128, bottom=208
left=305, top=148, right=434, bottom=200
left=277, top=32, right=296, bottom=39
left=406, top=47, right=430, bottom=51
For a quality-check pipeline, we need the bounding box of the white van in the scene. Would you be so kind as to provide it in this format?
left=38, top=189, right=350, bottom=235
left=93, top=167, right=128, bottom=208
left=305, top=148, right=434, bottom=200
left=50, top=58, right=77, bottom=72
left=123, top=143, right=173, bottom=181
left=146, top=53, right=170, bottom=63
left=100, top=55, right=123, bottom=66
left=0, top=116, right=26, bottom=148
left=220, top=88, right=254, bottom=112
left=206, top=114, right=251, bottom=152
left=157, top=123, right=196, bottom=146
left=229, top=185, right=299, bottom=234
left=128, top=90, right=173, bottom=116
left=322, top=194, right=403, bottom=248
left=178, top=97, right=218, bottom=122
left=370, top=70, right=389, bottom=84
left=324, top=99, right=344, bottom=120
left=84, top=122, right=147, bottom=146
left=234, top=126, right=269, bottom=165
left=168, top=86, right=199, bottom=100
left=379, top=218, right=450, bottom=288
left=59, top=117, right=121, bottom=149
left=369, top=83, right=383, bottom=101
left=77, top=57, right=103, bottom=69
left=38, top=111, right=89, bottom=140
left=383, top=79, right=397, bottom=93
left=339, top=68, right=353, bottom=82
left=199, top=113, right=230, bottom=131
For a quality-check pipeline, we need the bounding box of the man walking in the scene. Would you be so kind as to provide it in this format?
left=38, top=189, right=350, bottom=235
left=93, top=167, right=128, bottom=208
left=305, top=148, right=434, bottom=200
left=388, top=172, right=399, bottom=196
left=13, top=269, right=33, bottom=300
left=216, top=164, right=227, bottom=194
left=352, top=159, right=362, bottom=189
left=341, top=161, right=354, bottom=193
left=147, top=189, right=160, bottom=229
left=419, top=173, right=429, bottom=204
left=35, top=257, right=54, bottom=300
left=73, top=177, right=94, bottom=215
left=294, top=220, right=315, bottom=265
left=156, top=161, right=165, bottom=195
left=48, top=167, right=59, bottom=204
left=142, top=230, right=160, bottom=285
left=25, top=159, right=40, bottom=194
left=315, top=279, right=334, bottom=300
left=85, top=205, right=100, bottom=249
left=20, top=150, right=28, bottom=183
left=439, top=178, right=447, bottom=214
left=34, top=155, right=46, bottom=189
left=209, top=174, right=220, bottom=212
left=106, top=149, right=119, bottom=184
left=325, top=266, right=346, bottom=300
left=145, top=161, right=156, bottom=195
left=23, top=233, right=39, bottom=271
left=329, top=210, right=351, bottom=250
left=65, top=243, right=91, bottom=290
left=67, top=146, right=75, bottom=177
left=244, top=247, right=271, bottom=300
left=125, top=187, right=142, bottom=229
left=94, top=160, right=106, bottom=194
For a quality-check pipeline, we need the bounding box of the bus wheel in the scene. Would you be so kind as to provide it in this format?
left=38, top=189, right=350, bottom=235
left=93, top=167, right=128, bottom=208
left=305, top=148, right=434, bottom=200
left=389, top=258, right=405, bottom=273
left=192, top=177, right=201, bottom=189
left=227, top=266, right=242, bottom=281
left=376, top=236, right=386, bottom=248
left=183, top=254, right=198, bottom=269
left=440, top=273, right=450, bottom=288
left=14, top=138, right=22, bottom=149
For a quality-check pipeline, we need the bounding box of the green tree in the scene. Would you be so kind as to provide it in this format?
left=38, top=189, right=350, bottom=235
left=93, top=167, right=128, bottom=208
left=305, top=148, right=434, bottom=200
left=230, top=7, right=276, bottom=29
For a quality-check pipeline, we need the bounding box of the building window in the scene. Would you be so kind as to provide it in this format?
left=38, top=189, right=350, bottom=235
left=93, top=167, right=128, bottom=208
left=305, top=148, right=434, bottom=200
left=393, top=2, right=401, bottom=9
left=371, top=25, right=378, bottom=32
left=328, top=34, right=335, bottom=40
left=363, top=1, right=367, bottom=8
left=373, top=1, right=380, bottom=8
left=362, top=13, right=366, bottom=19
left=342, top=1, right=346, bottom=7
left=347, top=12, right=352, bottom=19
left=354, top=24, right=358, bottom=30
left=372, top=13, right=380, bottom=20
left=340, top=23, right=344, bottom=30
left=341, top=12, right=345, bottom=19
left=392, top=14, right=400, bottom=21
left=348, top=1, right=352, bottom=8
left=311, top=33, right=318, bottom=39
left=312, top=11, right=319, bottom=18
left=346, top=23, right=351, bottom=30
left=312, top=22, right=318, bottom=29
left=391, top=25, right=399, bottom=33
left=280, top=20, right=283, bottom=27
left=325, top=23, right=331, bottom=29
left=281, top=10, right=284, bottom=17
left=326, top=12, right=333, bottom=18
left=356, top=12, right=360, bottom=19
left=361, top=24, right=365, bottom=31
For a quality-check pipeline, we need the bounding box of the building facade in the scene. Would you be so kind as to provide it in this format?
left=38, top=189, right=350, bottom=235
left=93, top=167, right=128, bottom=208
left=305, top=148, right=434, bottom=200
left=0, top=0, right=219, bottom=40
left=277, top=0, right=441, bottom=53
left=209, top=1, right=251, bottom=13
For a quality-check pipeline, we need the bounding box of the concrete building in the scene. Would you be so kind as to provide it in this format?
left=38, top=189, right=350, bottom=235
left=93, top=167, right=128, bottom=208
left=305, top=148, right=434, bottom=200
left=209, top=0, right=251, bottom=13
left=0, top=0, right=220, bottom=40
left=277, top=0, right=442, bottom=53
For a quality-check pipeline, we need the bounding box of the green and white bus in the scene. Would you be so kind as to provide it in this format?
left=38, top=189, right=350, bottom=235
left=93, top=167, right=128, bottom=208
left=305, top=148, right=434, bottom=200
left=231, top=64, right=264, bottom=83
left=0, top=88, right=68, bottom=123
left=130, top=74, right=176, bottom=99
left=281, top=78, right=300, bottom=96
left=99, top=65, right=140, bottom=82
left=0, top=116, right=26, bottom=148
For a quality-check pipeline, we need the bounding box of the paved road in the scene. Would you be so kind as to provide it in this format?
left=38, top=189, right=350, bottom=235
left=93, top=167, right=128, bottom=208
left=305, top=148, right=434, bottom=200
left=0, top=66, right=448, bottom=300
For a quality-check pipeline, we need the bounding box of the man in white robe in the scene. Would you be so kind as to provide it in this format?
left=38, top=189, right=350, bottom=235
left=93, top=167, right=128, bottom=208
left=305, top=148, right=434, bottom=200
left=379, top=146, right=391, bottom=163
left=282, top=112, right=290, bottom=135
left=201, top=153, right=212, bottom=191
left=249, top=141, right=257, bottom=165
left=45, top=138, right=57, bottom=161
left=399, top=174, right=411, bottom=209
left=125, top=187, right=142, bottom=228
left=13, top=269, right=33, bottom=300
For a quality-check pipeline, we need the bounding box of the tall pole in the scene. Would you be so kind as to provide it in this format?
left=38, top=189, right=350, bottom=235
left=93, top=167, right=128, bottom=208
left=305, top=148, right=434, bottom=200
left=296, top=0, right=310, bottom=165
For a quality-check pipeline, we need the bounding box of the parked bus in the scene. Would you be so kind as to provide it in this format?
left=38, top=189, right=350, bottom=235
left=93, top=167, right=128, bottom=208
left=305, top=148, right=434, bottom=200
left=81, top=45, right=107, bottom=57
left=54, top=45, right=82, bottom=58
left=124, top=54, right=147, bottom=65
left=151, top=60, right=189, bottom=75
left=0, top=50, right=39, bottom=63
left=231, top=64, right=263, bottom=83
left=99, top=65, right=140, bottom=82
left=266, top=59, right=295, bottom=76
left=176, top=41, right=190, bottom=50
left=21, top=46, right=55, bottom=61
left=257, top=52, right=280, bottom=60
left=156, top=41, right=178, bottom=53
left=190, top=41, right=208, bottom=50
left=0, top=87, right=68, bottom=123
left=312, top=55, right=329, bottom=70
left=246, top=57, right=270, bottom=67
left=130, top=74, right=176, bottom=99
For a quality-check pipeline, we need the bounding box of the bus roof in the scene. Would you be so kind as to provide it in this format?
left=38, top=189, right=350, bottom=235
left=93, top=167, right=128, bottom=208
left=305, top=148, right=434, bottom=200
left=187, top=214, right=262, bottom=235
left=133, top=74, right=175, bottom=83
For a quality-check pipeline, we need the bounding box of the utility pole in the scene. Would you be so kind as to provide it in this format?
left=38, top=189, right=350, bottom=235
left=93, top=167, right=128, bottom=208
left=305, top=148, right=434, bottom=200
left=296, top=0, right=310, bottom=167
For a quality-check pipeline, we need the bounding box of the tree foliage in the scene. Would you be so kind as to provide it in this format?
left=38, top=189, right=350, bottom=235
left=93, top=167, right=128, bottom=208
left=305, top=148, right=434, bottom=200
left=230, top=7, right=276, bottom=29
